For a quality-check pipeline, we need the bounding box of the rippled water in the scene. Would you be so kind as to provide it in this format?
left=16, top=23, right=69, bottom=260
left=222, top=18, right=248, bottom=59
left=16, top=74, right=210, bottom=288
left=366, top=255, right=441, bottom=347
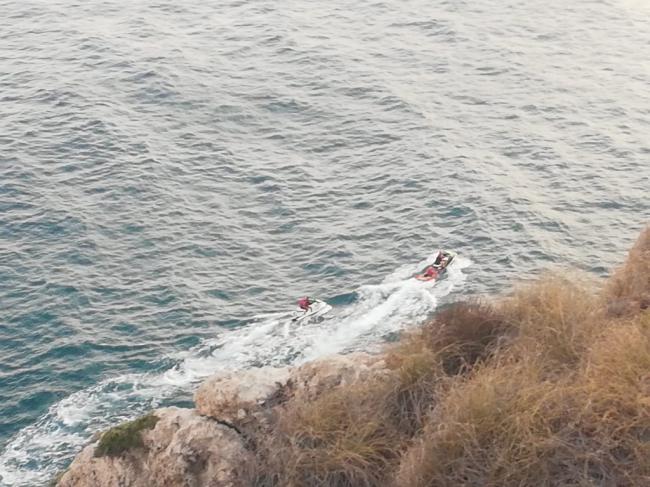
left=1, top=0, right=649, bottom=484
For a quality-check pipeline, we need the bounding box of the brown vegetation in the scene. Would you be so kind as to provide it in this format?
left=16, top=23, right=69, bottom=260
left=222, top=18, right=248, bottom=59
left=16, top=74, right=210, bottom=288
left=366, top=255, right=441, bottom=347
left=606, top=226, right=650, bottom=315
left=250, top=226, right=650, bottom=487
left=498, top=275, right=601, bottom=369
left=254, top=380, right=401, bottom=487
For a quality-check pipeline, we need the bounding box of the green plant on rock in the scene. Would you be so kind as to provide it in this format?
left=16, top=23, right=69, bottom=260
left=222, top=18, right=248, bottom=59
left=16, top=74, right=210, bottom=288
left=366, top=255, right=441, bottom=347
left=94, top=413, right=159, bottom=458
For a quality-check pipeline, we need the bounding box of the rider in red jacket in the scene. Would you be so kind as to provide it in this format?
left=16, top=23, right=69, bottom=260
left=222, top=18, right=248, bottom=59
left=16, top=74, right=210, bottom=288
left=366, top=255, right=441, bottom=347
left=423, top=266, right=439, bottom=279
left=297, top=296, right=315, bottom=311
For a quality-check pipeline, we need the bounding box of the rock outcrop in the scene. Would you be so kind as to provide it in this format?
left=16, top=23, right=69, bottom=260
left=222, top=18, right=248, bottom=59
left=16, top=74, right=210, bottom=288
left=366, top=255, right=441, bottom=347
left=57, top=407, right=252, bottom=487
left=194, top=352, right=390, bottom=422
left=56, top=352, right=390, bottom=487
left=289, top=352, right=390, bottom=402
left=194, top=366, right=291, bottom=424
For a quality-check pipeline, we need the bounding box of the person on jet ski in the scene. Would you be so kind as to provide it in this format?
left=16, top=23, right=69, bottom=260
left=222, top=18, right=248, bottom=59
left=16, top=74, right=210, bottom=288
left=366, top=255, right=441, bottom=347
left=434, top=251, right=447, bottom=267
left=297, top=296, right=316, bottom=311
left=422, top=266, right=440, bottom=279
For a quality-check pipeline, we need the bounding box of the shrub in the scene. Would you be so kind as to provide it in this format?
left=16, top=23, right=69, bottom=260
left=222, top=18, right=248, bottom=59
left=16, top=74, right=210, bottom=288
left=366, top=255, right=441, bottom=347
left=498, top=275, right=600, bottom=369
left=421, top=300, right=511, bottom=374
left=395, top=362, right=567, bottom=487
left=384, top=337, right=444, bottom=436
left=395, top=312, right=650, bottom=487
left=254, top=379, right=403, bottom=487
left=571, top=311, right=650, bottom=484
left=94, top=413, right=159, bottom=458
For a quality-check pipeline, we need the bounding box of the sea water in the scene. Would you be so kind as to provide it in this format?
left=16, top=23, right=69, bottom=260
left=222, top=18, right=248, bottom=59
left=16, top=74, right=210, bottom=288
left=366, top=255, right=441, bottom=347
left=1, top=0, right=649, bottom=484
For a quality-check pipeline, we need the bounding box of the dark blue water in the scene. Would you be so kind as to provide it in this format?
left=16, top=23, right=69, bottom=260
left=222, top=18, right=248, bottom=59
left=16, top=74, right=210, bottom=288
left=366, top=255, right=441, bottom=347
left=1, top=0, right=649, bottom=484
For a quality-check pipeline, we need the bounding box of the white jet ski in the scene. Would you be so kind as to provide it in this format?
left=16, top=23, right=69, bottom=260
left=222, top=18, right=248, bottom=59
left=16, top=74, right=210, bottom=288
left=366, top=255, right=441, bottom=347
left=414, top=250, right=457, bottom=282
left=291, top=299, right=332, bottom=324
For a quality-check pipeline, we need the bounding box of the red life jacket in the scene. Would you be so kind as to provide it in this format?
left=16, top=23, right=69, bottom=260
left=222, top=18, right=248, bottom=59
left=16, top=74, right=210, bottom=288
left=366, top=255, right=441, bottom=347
left=425, top=267, right=439, bottom=278
left=297, top=297, right=310, bottom=310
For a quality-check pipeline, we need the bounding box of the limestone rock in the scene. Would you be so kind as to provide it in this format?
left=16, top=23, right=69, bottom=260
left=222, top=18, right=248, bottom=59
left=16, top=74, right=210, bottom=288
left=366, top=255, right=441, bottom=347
left=56, top=407, right=252, bottom=487
left=289, top=352, right=391, bottom=401
left=194, top=353, right=390, bottom=425
left=194, top=366, right=291, bottom=423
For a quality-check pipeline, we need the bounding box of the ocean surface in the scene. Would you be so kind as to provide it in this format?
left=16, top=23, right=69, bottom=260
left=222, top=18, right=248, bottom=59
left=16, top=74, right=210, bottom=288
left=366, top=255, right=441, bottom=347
left=1, top=0, right=649, bottom=484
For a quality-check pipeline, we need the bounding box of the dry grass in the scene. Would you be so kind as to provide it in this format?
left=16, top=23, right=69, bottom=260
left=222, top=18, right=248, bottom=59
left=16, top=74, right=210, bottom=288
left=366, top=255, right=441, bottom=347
left=254, top=378, right=403, bottom=487
left=252, top=303, right=518, bottom=486
left=384, top=336, right=443, bottom=436
left=421, top=300, right=511, bottom=375
left=250, top=227, right=650, bottom=487
left=605, top=226, right=650, bottom=315
left=572, top=312, right=650, bottom=485
left=379, top=300, right=510, bottom=437
left=395, top=362, right=568, bottom=487
left=498, top=275, right=601, bottom=369
left=395, top=311, right=650, bottom=487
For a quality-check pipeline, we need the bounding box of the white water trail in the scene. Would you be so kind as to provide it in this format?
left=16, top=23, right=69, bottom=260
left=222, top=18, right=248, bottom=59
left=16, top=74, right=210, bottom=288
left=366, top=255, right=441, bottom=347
left=0, top=254, right=470, bottom=487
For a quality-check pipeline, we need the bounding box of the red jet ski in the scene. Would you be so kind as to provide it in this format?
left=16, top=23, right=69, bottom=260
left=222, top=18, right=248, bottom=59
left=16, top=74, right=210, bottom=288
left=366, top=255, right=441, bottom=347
left=414, top=250, right=456, bottom=282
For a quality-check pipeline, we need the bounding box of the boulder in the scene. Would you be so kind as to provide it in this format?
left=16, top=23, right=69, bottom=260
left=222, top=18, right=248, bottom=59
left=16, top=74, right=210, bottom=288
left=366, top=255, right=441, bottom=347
left=194, top=367, right=291, bottom=423
left=56, top=407, right=252, bottom=487
left=289, top=352, right=391, bottom=401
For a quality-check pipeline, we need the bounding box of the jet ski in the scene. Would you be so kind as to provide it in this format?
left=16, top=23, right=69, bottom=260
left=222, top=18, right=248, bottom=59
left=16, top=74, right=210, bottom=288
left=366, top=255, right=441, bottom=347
left=414, top=250, right=456, bottom=282
left=291, top=299, right=332, bottom=323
